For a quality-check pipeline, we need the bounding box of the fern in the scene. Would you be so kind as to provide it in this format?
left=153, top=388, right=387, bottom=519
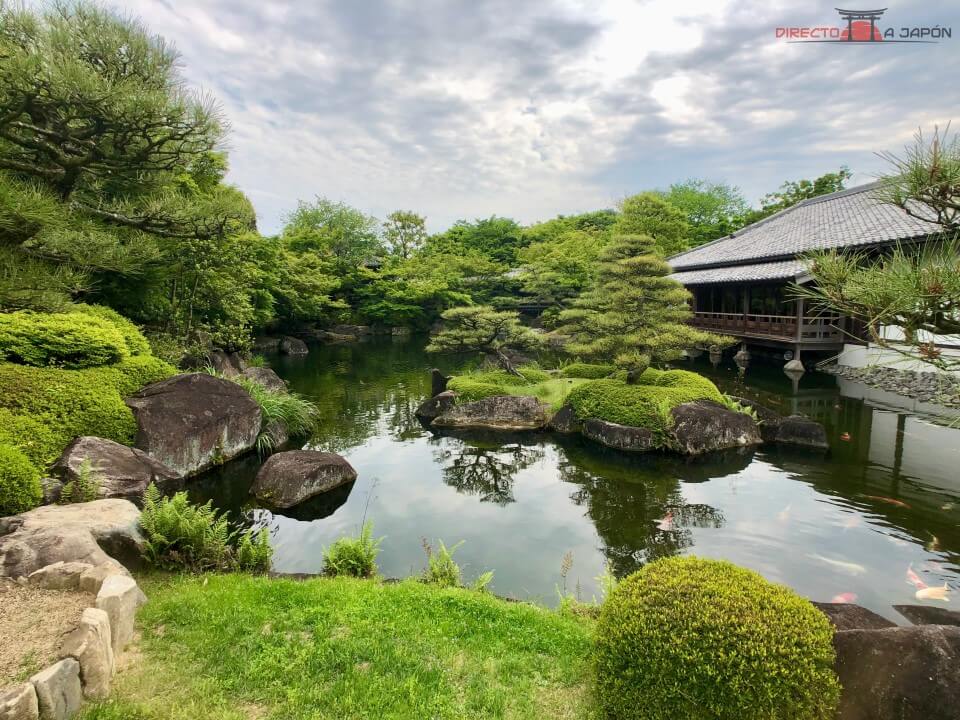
left=58, top=458, right=100, bottom=504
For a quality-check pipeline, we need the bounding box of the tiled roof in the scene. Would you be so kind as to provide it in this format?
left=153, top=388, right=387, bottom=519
left=668, top=182, right=941, bottom=272
left=669, top=259, right=809, bottom=285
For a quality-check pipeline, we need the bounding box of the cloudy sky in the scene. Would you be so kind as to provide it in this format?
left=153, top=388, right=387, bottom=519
left=117, top=0, right=958, bottom=234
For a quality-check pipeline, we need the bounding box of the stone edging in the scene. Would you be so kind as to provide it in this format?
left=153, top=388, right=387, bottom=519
left=0, top=562, right=146, bottom=720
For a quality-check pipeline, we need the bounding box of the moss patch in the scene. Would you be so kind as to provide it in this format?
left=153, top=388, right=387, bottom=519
left=448, top=368, right=589, bottom=410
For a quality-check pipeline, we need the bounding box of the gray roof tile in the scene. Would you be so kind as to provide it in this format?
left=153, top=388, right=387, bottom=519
left=669, top=259, right=809, bottom=285
left=668, top=182, right=941, bottom=272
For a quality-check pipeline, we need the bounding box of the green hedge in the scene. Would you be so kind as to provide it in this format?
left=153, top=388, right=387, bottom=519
left=73, top=304, right=151, bottom=356
left=560, top=363, right=615, bottom=379
left=0, top=443, right=42, bottom=516
left=447, top=366, right=552, bottom=403
left=567, top=371, right=723, bottom=440
left=87, top=355, right=177, bottom=397
left=0, top=408, right=63, bottom=468
left=595, top=557, right=839, bottom=720
left=0, top=310, right=130, bottom=368
left=446, top=377, right=506, bottom=403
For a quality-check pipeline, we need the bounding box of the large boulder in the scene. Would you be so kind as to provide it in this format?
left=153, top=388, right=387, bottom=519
left=241, top=366, right=287, bottom=392
left=330, top=324, right=372, bottom=337
left=773, top=415, right=829, bottom=450
left=51, top=436, right=178, bottom=501
left=0, top=500, right=143, bottom=578
left=894, top=605, right=960, bottom=627
left=431, top=396, right=549, bottom=431
left=207, top=350, right=245, bottom=378
left=581, top=418, right=655, bottom=452
left=547, top=404, right=582, bottom=434
left=430, top=369, right=450, bottom=397
left=125, top=373, right=261, bottom=478
left=813, top=602, right=896, bottom=631
left=415, top=391, right=456, bottom=422
left=667, top=400, right=762, bottom=455
left=279, top=336, right=308, bottom=355
left=833, top=625, right=960, bottom=720
left=251, top=451, right=357, bottom=509
left=729, top=396, right=782, bottom=443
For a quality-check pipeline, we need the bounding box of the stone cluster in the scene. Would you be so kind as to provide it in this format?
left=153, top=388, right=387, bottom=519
left=824, top=365, right=960, bottom=408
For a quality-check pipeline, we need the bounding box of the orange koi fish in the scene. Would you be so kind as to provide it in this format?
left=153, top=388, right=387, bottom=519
left=906, top=564, right=928, bottom=590
left=863, top=495, right=911, bottom=508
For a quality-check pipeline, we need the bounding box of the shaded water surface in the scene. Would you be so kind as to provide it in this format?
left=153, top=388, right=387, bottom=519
left=191, top=336, right=960, bottom=620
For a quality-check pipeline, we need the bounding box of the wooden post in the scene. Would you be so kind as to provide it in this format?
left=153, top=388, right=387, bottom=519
left=795, top=296, right=804, bottom=343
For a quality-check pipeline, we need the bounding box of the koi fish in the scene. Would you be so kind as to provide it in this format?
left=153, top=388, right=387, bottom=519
left=655, top=511, right=674, bottom=532
left=840, top=432, right=851, bottom=442
left=942, top=503, right=955, bottom=511
left=863, top=495, right=911, bottom=508
left=906, top=564, right=928, bottom=590
left=926, top=534, right=941, bottom=552
left=915, top=584, right=950, bottom=602
left=777, top=504, right=791, bottom=522
left=830, top=592, right=857, bottom=604
left=808, top=554, right=867, bottom=576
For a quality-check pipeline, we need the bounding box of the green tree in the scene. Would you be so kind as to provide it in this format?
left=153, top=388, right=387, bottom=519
left=660, top=180, right=748, bottom=247
left=615, top=193, right=690, bottom=257
left=283, top=198, right=382, bottom=273
left=432, top=216, right=526, bottom=265
left=383, top=210, right=427, bottom=259
left=557, top=234, right=730, bottom=380
left=517, top=230, right=607, bottom=311
left=427, top=306, right=542, bottom=375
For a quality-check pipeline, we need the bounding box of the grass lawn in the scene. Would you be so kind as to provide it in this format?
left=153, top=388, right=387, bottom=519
left=81, top=574, right=596, bottom=720
left=493, top=377, right=592, bottom=410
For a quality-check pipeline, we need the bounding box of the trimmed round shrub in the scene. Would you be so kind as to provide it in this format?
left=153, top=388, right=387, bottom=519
left=85, top=355, right=177, bottom=397
left=595, top=557, right=840, bottom=720
left=0, top=408, right=63, bottom=469
left=0, top=310, right=130, bottom=368
left=72, top=304, right=151, bottom=356
left=516, top=366, right=550, bottom=383
left=561, top=362, right=615, bottom=379
left=447, top=377, right=507, bottom=403
left=0, top=443, right=42, bottom=516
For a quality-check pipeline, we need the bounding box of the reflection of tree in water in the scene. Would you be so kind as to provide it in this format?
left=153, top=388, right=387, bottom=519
left=558, top=438, right=725, bottom=578
left=434, top=437, right=544, bottom=505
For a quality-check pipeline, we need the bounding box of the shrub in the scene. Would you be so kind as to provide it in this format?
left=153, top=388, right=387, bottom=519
left=140, top=484, right=272, bottom=573
left=422, top=539, right=463, bottom=588
left=0, top=310, right=130, bottom=368
left=323, top=521, right=382, bottom=578
left=0, top=408, right=63, bottom=468
left=0, top=444, right=42, bottom=516
left=87, top=355, right=177, bottom=397
left=0, top=363, right=137, bottom=448
left=447, top=377, right=506, bottom=403
left=516, top=366, right=551, bottom=383
left=72, top=304, right=151, bottom=356
left=59, top=459, right=100, bottom=504
left=560, top=362, right=615, bottom=379
left=594, top=557, right=839, bottom=720
left=231, top=376, right=318, bottom=453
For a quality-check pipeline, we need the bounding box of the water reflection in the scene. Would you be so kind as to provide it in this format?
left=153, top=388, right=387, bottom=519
left=184, top=336, right=960, bottom=619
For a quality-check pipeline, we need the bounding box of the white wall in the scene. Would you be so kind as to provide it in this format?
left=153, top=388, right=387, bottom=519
left=836, top=343, right=960, bottom=375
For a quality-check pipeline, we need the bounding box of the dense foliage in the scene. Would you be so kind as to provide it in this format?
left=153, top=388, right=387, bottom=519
left=560, top=362, right=615, bottom=379
left=230, top=375, right=319, bottom=453
left=0, top=443, right=42, bottom=516
left=322, top=521, right=383, bottom=578
left=140, top=484, right=273, bottom=573
left=594, top=557, right=839, bottom=720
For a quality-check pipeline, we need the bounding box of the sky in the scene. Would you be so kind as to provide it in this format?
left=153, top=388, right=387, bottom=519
left=113, top=0, right=960, bottom=234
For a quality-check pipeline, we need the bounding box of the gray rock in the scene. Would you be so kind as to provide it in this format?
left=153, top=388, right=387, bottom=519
left=241, top=366, right=287, bottom=392
left=668, top=401, right=762, bottom=455
left=415, top=391, right=456, bottom=421
left=78, top=563, right=129, bottom=595
left=252, top=336, right=280, bottom=352
left=431, top=396, right=549, bottom=431
left=251, top=451, right=357, bottom=509
left=51, top=436, right=178, bottom=501
left=126, top=373, right=262, bottom=478
left=96, top=574, right=147, bottom=656
left=315, top=331, right=357, bottom=344
left=581, top=419, right=655, bottom=452
left=39, top=477, right=63, bottom=506
left=833, top=625, right=960, bottom=720
left=547, top=404, right=582, bottom=434
left=279, top=336, right=309, bottom=355
left=774, top=415, right=829, bottom=450
left=27, top=562, right=94, bottom=591
left=59, top=608, right=114, bottom=700
left=430, top=369, right=450, bottom=397
left=894, top=605, right=960, bottom=627
left=330, top=324, right=372, bottom=337
left=30, top=659, right=81, bottom=720
left=0, top=683, right=38, bottom=720
left=813, top=602, right=896, bottom=631
left=728, top=396, right=782, bottom=443
left=0, top=500, right=143, bottom=579
left=207, top=350, right=244, bottom=377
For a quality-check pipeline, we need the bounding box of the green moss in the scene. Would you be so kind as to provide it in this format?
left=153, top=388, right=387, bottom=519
left=560, top=362, right=614, bottom=379
left=0, top=443, right=42, bottom=516
left=594, top=557, right=840, bottom=720
left=86, top=355, right=177, bottom=397
left=446, top=377, right=507, bottom=403
left=0, top=310, right=130, bottom=368
left=0, top=408, right=63, bottom=468
left=567, top=370, right=724, bottom=440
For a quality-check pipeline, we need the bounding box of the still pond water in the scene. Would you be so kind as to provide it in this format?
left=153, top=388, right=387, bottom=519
left=191, top=336, right=960, bottom=621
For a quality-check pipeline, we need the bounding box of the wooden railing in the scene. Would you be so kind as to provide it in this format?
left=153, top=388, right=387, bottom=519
left=690, top=312, right=844, bottom=343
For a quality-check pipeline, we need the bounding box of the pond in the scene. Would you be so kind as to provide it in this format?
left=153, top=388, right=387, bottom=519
left=190, top=335, right=960, bottom=621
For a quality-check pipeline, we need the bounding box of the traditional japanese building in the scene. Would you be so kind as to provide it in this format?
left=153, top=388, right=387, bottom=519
left=667, top=182, right=943, bottom=367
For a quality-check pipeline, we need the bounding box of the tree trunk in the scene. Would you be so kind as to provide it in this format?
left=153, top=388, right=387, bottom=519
left=495, top=348, right=523, bottom=377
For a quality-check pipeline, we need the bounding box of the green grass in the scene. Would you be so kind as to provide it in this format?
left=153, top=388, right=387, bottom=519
left=447, top=369, right=591, bottom=410
left=81, top=574, right=595, bottom=720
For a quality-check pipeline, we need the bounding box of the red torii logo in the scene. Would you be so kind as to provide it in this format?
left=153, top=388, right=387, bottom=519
left=836, top=8, right=885, bottom=42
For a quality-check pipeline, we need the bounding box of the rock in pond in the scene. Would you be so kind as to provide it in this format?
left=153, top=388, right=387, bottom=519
left=415, top=391, right=456, bottom=422
left=251, top=451, right=358, bottom=509
left=581, top=418, right=655, bottom=452
left=773, top=415, right=829, bottom=450
left=813, top=602, right=896, bottom=631
left=52, top=436, right=178, bottom=501
left=833, top=625, right=960, bottom=720
left=547, top=404, right=582, bottom=434
left=667, top=400, right=762, bottom=455
left=279, top=336, right=309, bottom=355
left=241, top=366, right=287, bottom=392
left=894, top=605, right=960, bottom=627
left=431, top=396, right=549, bottom=431
left=0, top=500, right=143, bottom=578
left=125, top=373, right=261, bottom=478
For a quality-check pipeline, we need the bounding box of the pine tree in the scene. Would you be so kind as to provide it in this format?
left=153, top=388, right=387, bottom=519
left=557, top=234, right=729, bottom=380
left=427, top=305, right=541, bottom=375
